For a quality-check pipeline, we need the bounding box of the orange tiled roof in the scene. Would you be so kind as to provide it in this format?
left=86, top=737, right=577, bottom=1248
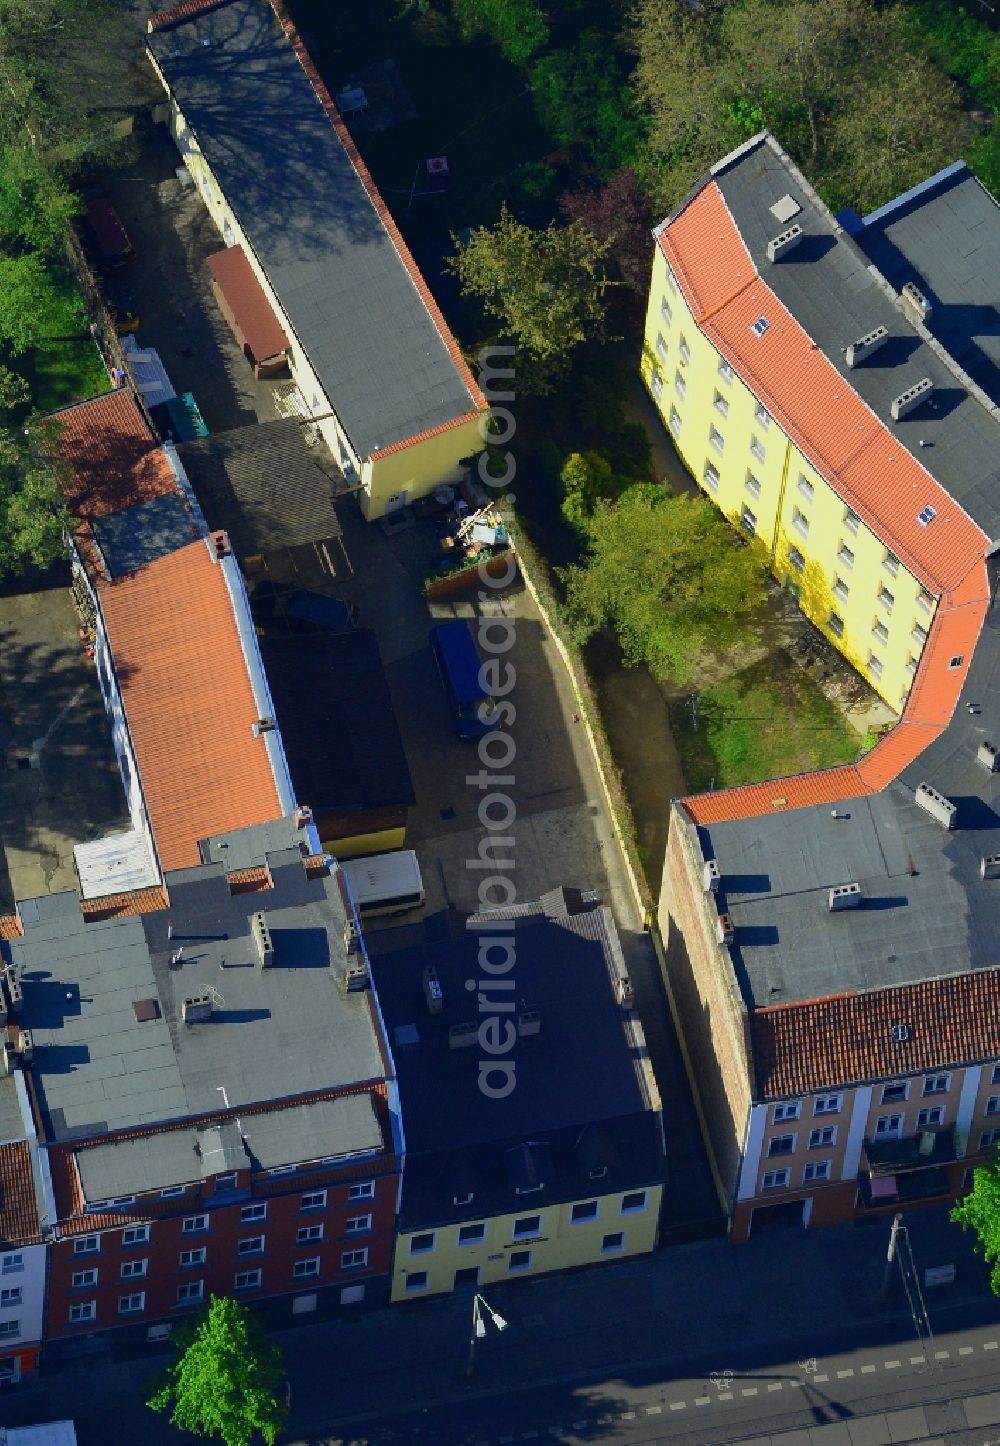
left=98, top=540, right=283, bottom=870
left=47, top=390, right=177, bottom=520
left=752, top=970, right=1000, bottom=1096
left=0, top=1141, right=42, bottom=1247
left=226, top=865, right=273, bottom=894
left=79, top=886, right=170, bottom=921
left=0, top=915, right=23, bottom=940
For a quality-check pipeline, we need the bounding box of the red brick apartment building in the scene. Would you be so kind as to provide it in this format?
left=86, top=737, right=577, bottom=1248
left=655, top=133, right=1000, bottom=1241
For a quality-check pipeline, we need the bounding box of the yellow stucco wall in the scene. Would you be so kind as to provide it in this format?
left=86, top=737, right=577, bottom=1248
left=322, top=826, right=406, bottom=860
left=641, top=245, right=937, bottom=711
left=391, top=1185, right=662, bottom=1301
left=363, top=412, right=487, bottom=521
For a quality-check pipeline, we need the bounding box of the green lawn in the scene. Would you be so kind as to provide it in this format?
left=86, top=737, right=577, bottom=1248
left=20, top=268, right=108, bottom=413
left=671, top=658, right=860, bottom=793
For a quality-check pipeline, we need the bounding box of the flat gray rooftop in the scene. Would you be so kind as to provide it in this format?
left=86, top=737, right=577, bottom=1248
left=7, top=838, right=385, bottom=1141
left=712, top=139, right=1000, bottom=543
left=148, top=0, right=478, bottom=457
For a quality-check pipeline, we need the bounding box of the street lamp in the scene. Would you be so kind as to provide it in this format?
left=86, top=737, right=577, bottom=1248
left=467, top=1292, right=508, bottom=1377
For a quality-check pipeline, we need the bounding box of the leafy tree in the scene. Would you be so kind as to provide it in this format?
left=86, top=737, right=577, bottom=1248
left=0, top=148, right=78, bottom=256
left=952, top=1151, right=1000, bottom=1294
left=561, top=485, right=767, bottom=681
left=0, top=426, right=67, bottom=573
left=559, top=450, right=613, bottom=536
left=559, top=168, right=654, bottom=298
left=447, top=206, right=616, bottom=393
left=451, top=0, right=548, bottom=65
left=532, top=38, right=644, bottom=175
left=148, top=1296, right=286, bottom=1446
left=0, top=253, right=85, bottom=355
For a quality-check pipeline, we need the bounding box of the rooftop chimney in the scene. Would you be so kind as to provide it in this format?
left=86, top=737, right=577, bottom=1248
left=914, top=781, right=957, bottom=830
left=767, top=224, right=803, bottom=263
left=890, top=377, right=933, bottom=422
left=182, top=994, right=214, bottom=1025
left=251, top=717, right=275, bottom=737
left=518, top=1008, right=541, bottom=1037
left=900, top=281, right=933, bottom=328
left=702, top=859, right=720, bottom=894
left=341, top=958, right=369, bottom=993
left=17, top=1028, right=33, bottom=1064
left=250, top=911, right=274, bottom=969
left=980, top=853, right=1000, bottom=880
left=422, top=965, right=443, bottom=1016
left=448, top=1021, right=478, bottom=1051
left=977, top=741, right=1000, bottom=774
left=211, top=530, right=231, bottom=559
left=716, top=912, right=735, bottom=946
left=828, top=882, right=862, bottom=912
left=846, top=326, right=889, bottom=369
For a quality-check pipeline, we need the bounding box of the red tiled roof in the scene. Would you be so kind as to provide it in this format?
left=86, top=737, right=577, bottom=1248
left=79, top=887, right=170, bottom=921
left=206, top=246, right=289, bottom=364
left=0, top=1141, right=42, bottom=1248
left=226, top=865, right=273, bottom=894
left=0, top=915, right=23, bottom=940
left=98, top=540, right=283, bottom=870
left=148, top=0, right=226, bottom=28
left=752, top=970, right=1000, bottom=1097
left=46, top=391, right=177, bottom=520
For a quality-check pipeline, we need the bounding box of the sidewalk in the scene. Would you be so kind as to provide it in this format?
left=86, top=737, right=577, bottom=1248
left=5, top=1207, right=997, bottom=1444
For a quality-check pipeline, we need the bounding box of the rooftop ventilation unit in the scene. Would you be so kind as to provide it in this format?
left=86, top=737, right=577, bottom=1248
left=703, top=859, right=721, bottom=894
left=5, top=972, right=22, bottom=1015
left=250, top=911, right=274, bottom=969
left=846, top=326, right=889, bottom=369
left=615, top=975, right=635, bottom=1009
left=0, top=992, right=6, bottom=1028
left=716, top=912, right=735, bottom=946
left=978, top=741, right=1000, bottom=774
left=770, top=193, right=801, bottom=225
left=342, top=959, right=369, bottom=994
left=914, top=780, right=956, bottom=830
left=890, top=377, right=933, bottom=422
left=449, top=1021, right=478, bottom=1051
left=422, top=965, right=443, bottom=1016
left=211, top=530, right=231, bottom=559
left=17, top=1028, right=33, bottom=1064
left=900, top=281, right=933, bottom=327
left=0, top=1040, right=14, bottom=1077
left=981, top=854, right=1000, bottom=880
left=182, top=994, right=214, bottom=1025
left=251, top=717, right=275, bottom=737
left=828, top=882, right=862, bottom=912
left=518, top=1008, right=542, bottom=1037
left=767, top=224, right=803, bottom=263
left=343, top=916, right=360, bottom=955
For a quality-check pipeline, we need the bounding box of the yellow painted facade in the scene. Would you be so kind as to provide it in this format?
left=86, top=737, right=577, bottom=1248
left=322, top=825, right=406, bottom=860
left=641, top=245, right=937, bottom=710
left=391, top=1184, right=662, bottom=1301
left=149, top=65, right=486, bottom=521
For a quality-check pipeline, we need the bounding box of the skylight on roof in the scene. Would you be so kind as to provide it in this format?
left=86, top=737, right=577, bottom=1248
left=917, top=505, right=937, bottom=526
left=751, top=317, right=770, bottom=338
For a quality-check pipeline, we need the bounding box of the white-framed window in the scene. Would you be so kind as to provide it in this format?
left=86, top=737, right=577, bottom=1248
left=0, top=1287, right=22, bottom=1307
left=122, top=1225, right=149, bottom=1247
left=916, top=589, right=934, bottom=614
left=669, top=405, right=682, bottom=437
left=868, top=653, right=883, bottom=681
left=904, top=654, right=918, bottom=676
left=651, top=371, right=664, bottom=401
left=1, top=1254, right=23, bottom=1275
left=911, top=622, right=928, bottom=647
left=74, top=1235, right=100, bottom=1256
left=179, top=1248, right=206, bottom=1268
left=404, top=1271, right=429, bottom=1293
left=69, top=1301, right=95, bottom=1324
left=809, top=1126, right=837, bottom=1149
left=241, top=1204, right=267, bottom=1224
left=750, top=434, right=766, bottom=462
left=787, top=546, right=805, bottom=574
left=72, top=1269, right=97, bottom=1288
left=883, top=551, right=900, bottom=576
left=843, top=507, right=860, bottom=534
left=181, top=1215, right=208, bottom=1234
left=666, top=265, right=678, bottom=295
left=792, top=507, right=809, bottom=538
left=679, top=335, right=690, bottom=365
left=877, top=586, right=895, bottom=613
left=980, top=1129, right=1000, bottom=1150
left=160, top=1186, right=186, bottom=1199
left=571, top=1201, right=599, bottom=1224
left=621, top=1191, right=647, bottom=1214
left=674, top=369, right=686, bottom=401
left=762, top=1169, right=789, bottom=1191
left=508, top=1250, right=532, bottom=1273
left=601, top=1232, right=625, bottom=1254
left=348, top=1181, right=375, bottom=1202
left=0, top=1318, right=20, bottom=1339
left=985, top=1096, right=1000, bottom=1116
left=235, top=1269, right=262, bottom=1291
left=828, top=612, right=845, bottom=638
left=214, top=1173, right=238, bottom=1192
left=838, top=543, right=855, bottom=570
left=714, top=390, right=729, bottom=418
left=341, top=1249, right=368, bottom=1271
left=773, top=1102, right=800, bottom=1123
left=745, top=470, right=762, bottom=499
left=814, top=1095, right=842, bottom=1115
left=833, top=576, right=850, bottom=603
left=267, top=1166, right=295, bottom=1178
left=740, top=506, right=757, bottom=538
left=797, top=475, right=814, bottom=503
left=992, top=1065, right=1000, bottom=1086
left=656, top=332, right=668, bottom=362
left=177, top=1280, right=203, bottom=1304
left=768, top=1134, right=795, bottom=1156
left=709, top=425, right=725, bottom=454
left=923, top=1074, right=950, bottom=1096
left=703, top=460, right=720, bottom=492
left=875, top=1114, right=903, bottom=1138
left=409, top=1232, right=436, bottom=1255
left=754, top=401, right=771, bottom=429
left=917, top=505, right=936, bottom=526
left=297, top=1225, right=323, bottom=1244
left=751, top=316, right=770, bottom=338
left=917, top=1107, right=944, bottom=1128
left=512, top=1215, right=542, bottom=1240
left=803, top=1161, right=830, bottom=1183
left=119, top=1292, right=145, bottom=1315
left=458, top=1222, right=486, bottom=1245
left=345, top=1214, right=372, bottom=1235
left=660, top=297, right=672, bottom=326
left=718, top=356, right=734, bottom=383
left=95, top=1195, right=135, bottom=1210
left=872, top=620, right=889, bottom=646
left=294, top=1258, right=321, bottom=1280
left=882, top=1081, right=908, bottom=1104
left=238, top=1237, right=265, bottom=1257
left=301, top=1191, right=327, bottom=1211
left=120, top=1259, right=147, bottom=1279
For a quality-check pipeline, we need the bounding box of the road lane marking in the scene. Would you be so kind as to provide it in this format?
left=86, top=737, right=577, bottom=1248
left=670, top=1402, right=686, bottom=1411
left=985, top=1341, right=999, bottom=1351
left=910, top=1356, right=926, bottom=1366
left=885, top=1361, right=901, bottom=1369
left=742, top=1387, right=758, bottom=1396
left=768, top=1383, right=783, bottom=1393
left=695, top=1397, right=710, bottom=1406
left=959, top=1347, right=974, bottom=1356
left=836, top=1369, right=855, bottom=1379
left=718, top=1392, right=733, bottom=1400
left=934, top=1351, right=950, bottom=1360
left=861, top=1365, right=877, bottom=1374
left=645, top=1406, right=662, bottom=1415
left=814, top=1374, right=829, bottom=1383
left=620, top=1412, right=636, bottom=1421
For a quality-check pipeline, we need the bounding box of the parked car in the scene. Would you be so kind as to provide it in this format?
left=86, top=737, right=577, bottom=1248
left=430, top=619, right=500, bottom=739
left=83, top=196, right=135, bottom=270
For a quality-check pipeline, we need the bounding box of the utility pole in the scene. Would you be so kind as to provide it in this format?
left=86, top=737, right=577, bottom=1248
left=879, top=1211, right=903, bottom=1300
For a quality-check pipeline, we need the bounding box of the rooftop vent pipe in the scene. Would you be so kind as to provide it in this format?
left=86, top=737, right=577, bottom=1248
left=900, top=281, right=933, bottom=328
left=767, top=224, right=803, bottom=263
left=846, top=326, right=889, bottom=369
left=914, top=781, right=957, bottom=830
left=828, top=882, right=862, bottom=912
left=890, top=378, right=933, bottom=422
